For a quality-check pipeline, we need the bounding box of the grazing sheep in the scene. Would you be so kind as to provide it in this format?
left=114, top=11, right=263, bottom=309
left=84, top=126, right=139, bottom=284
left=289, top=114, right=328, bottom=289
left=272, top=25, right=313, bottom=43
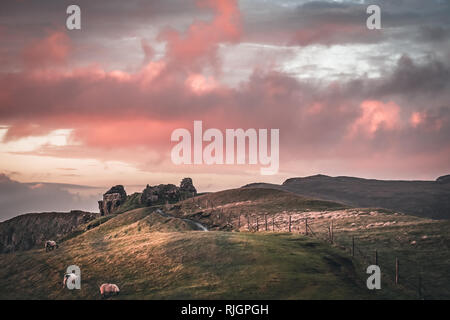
left=45, top=240, right=59, bottom=252
left=63, top=273, right=77, bottom=289
left=100, top=283, right=120, bottom=298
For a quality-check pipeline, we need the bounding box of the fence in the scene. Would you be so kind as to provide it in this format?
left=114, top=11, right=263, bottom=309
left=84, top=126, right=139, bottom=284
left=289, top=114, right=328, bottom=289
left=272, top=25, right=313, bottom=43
left=234, top=212, right=425, bottom=299
left=186, top=198, right=426, bottom=299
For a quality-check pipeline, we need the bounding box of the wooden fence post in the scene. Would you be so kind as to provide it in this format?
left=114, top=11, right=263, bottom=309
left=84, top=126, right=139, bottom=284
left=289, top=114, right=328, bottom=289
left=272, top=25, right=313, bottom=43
left=265, top=214, right=268, bottom=231
left=238, top=214, right=241, bottom=229
left=418, top=273, right=422, bottom=299
left=256, top=217, right=259, bottom=232
left=395, top=258, right=399, bottom=285
left=289, top=216, right=292, bottom=232
left=305, top=218, right=308, bottom=235
left=330, top=220, right=334, bottom=243
left=352, top=236, right=355, bottom=257
left=272, top=217, right=275, bottom=232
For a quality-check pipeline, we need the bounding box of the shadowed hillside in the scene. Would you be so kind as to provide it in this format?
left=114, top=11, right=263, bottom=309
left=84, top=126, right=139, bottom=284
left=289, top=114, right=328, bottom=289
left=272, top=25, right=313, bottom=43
left=0, top=211, right=97, bottom=253
left=1, top=186, right=449, bottom=299
left=0, top=206, right=408, bottom=300
left=243, top=174, right=450, bottom=219
left=167, top=187, right=348, bottom=231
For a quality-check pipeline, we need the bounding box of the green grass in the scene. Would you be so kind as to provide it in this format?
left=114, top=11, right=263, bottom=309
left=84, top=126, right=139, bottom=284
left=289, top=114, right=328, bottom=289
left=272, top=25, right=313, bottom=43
left=2, top=187, right=444, bottom=300
left=115, top=192, right=145, bottom=214
left=285, top=208, right=450, bottom=299
left=0, top=207, right=408, bottom=300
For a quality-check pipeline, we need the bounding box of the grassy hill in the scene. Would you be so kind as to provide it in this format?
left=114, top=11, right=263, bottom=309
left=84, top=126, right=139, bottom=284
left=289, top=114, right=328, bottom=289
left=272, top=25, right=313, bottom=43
left=167, top=187, right=348, bottom=230
left=243, top=174, right=450, bottom=219
left=0, top=211, right=97, bottom=253
left=1, top=187, right=448, bottom=299
left=0, top=205, right=409, bottom=300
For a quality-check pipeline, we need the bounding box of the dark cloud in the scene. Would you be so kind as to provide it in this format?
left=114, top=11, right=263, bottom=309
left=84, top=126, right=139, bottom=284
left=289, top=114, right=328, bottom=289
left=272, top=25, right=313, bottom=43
left=373, top=55, right=450, bottom=96
left=417, top=26, right=450, bottom=43
left=242, top=0, right=450, bottom=47
left=0, top=0, right=449, bottom=183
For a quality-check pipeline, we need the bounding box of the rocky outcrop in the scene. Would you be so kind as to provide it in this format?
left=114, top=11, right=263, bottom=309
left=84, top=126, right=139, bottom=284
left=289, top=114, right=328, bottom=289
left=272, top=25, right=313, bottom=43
left=98, top=185, right=127, bottom=216
left=141, top=184, right=179, bottom=206
left=180, top=177, right=197, bottom=197
left=0, top=210, right=97, bottom=254
left=140, top=178, right=197, bottom=206
left=97, top=178, right=197, bottom=214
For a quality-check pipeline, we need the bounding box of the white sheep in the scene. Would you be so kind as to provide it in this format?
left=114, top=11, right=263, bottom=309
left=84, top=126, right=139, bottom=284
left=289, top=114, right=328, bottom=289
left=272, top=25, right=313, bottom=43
left=62, top=273, right=78, bottom=289
left=99, top=283, right=120, bottom=298
left=45, top=240, right=59, bottom=252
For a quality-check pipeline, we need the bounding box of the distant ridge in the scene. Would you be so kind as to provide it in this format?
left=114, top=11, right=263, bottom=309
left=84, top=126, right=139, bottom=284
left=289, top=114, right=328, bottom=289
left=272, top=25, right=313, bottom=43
left=243, top=174, right=450, bottom=219
left=0, top=210, right=97, bottom=253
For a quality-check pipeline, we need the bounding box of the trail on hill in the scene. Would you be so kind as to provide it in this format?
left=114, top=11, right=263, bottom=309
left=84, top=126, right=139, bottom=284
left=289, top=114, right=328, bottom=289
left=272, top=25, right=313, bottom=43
left=156, top=209, right=208, bottom=231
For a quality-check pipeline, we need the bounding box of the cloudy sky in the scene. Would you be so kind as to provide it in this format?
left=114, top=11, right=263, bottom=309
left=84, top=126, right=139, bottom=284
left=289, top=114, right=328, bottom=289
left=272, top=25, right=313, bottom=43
left=0, top=0, right=449, bottom=219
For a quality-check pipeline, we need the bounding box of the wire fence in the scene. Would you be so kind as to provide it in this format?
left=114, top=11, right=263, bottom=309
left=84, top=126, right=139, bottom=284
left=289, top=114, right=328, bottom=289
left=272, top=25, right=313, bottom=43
left=186, top=199, right=427, bottom=299
left=230, top=211, right=425, bottom=299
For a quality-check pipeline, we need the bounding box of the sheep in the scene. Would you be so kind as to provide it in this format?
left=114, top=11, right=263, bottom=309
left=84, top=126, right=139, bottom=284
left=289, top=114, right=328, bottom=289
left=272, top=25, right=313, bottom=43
left=45, top=240, right=59, bottom=252
left=99, top=283, right=120, bottom=298
left=63, top=273, right=78, bottom=289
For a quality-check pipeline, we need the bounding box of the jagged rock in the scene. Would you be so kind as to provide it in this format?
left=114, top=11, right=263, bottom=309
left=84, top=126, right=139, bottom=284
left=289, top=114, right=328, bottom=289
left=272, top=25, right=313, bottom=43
left=180, top=177, right=197, bottom=197
left=98, top=185, right=127, bottom=216
left=140, top=178, right=197, bottom=206
left=141, top=184, right=180, bottom=206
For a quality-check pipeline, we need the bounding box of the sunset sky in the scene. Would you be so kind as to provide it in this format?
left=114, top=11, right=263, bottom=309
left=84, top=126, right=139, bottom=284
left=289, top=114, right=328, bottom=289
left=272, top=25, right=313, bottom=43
left=0, top=0, right=449, bottom=219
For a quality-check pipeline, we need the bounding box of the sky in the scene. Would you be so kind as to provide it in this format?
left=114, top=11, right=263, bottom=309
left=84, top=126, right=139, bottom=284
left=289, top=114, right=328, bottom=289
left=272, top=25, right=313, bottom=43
left=0, top=0, right=449, bottom=220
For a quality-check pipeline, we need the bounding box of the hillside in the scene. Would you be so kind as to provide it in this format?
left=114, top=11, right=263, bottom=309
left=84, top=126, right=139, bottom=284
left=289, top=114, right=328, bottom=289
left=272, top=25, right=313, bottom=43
left=1, top=187, right=449, bottom=299
left=0, top=206, right=407, bottom=300
left=168, top=187, right=450, bottom=299
left=243, top=174, right=450, bottom=219
left=167, top=187, right=348, bottom=230
left=0, top=211, right=97, bottom=253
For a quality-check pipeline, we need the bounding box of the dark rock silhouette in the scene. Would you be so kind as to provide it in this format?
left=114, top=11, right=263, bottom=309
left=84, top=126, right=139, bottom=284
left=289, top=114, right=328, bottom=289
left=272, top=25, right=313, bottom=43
left=141, top=178, right=197, bottom=206
left=98, top=185, right=127, bottom=216
left=180, top=177, right=197, bottom=197
left=141, top=184, right=180, bottom=206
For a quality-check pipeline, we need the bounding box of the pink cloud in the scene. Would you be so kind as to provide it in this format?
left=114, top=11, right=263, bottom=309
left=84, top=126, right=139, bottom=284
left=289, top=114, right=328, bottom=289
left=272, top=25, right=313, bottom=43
left=410, top=111, right=423, bottom=128
left=0, top=0, right=449, bottom=183
left=158, top=0, right=241, bottom=71
left=22, top=31, right=70, bottom=69
left=349, top=100, right=401, bottom=138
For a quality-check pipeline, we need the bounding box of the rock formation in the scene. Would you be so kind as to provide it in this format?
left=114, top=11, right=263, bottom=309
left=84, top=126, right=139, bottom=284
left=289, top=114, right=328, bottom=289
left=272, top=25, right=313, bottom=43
left=140, top=178, right=197, bottom=206
left=98, top=185, right=127, bottom=216
left=141, top=184, right=180, bottom=206
left=180, top=177, right=197, bottom=197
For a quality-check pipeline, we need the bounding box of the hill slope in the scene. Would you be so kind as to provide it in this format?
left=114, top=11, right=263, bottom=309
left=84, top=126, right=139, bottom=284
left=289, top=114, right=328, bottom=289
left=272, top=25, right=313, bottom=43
left=243, top=174, right=450, bottom=219
left=0, top=211, right=97, bottom=253
left=167, top=187, right=348, bottom=230
left=0, top=206, right=407, bottom=300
